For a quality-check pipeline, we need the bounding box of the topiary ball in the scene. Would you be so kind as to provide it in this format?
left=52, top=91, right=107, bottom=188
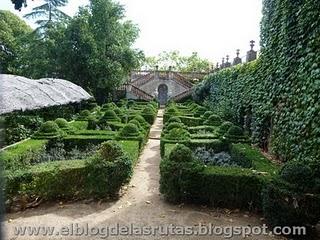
left=218, top=121, right=234, bottom=135
left=97, top=141, right=126, bottom=162
left=55, top=118, right=69, bottom=129
left=39, top=121, right=60, bottom=133
left=202, top=111, right=214, bottom=120
left=195, top=106, right=207, bottom=117
left=204, top=114, right=222, bottom=126
left=119, top=123, right=140, bottom=137
left=167, top=116, right=182, bottom=124
left=129, top=119, right=144, bottom=132
left=165, top=122, right=186, bottom=132
left=141, top=107, right=156, bottom=124
left=166, top=128, right=190, bottom=141
left=227, top=126, right=244, bottom=136
left=80, top=110, right=90, bottom=117
left=166, top=107, right=178, bottom=115
left=132, top=115, right=150, bottom=127
left=101, top=110, right=121, bottom=122
left=101, top=102, right=116, bottom=111
left=280, top=161, right=313, bottom=189
left=169, top=144, right=193, bottom=162
left=87, top=116, right=99, bottom=130
left=33, top=121, right=64, bottom=139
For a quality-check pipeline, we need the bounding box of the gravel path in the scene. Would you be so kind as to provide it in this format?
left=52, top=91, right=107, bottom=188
left=3, top=109, right=283, bottom=240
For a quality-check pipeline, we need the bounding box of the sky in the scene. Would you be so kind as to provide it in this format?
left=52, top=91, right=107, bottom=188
left=0, top=0, right=263, bottom=63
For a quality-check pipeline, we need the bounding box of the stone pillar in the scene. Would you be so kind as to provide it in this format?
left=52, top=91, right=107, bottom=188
left=246, top=40, right=257, bottom=62
left=220, top=57, right=225, bottom=69
left=154, top=65, right=159, bottom=80
left=233, top=49, right=242, bottom=65
left=168, top=66, right=173, bottom=81
left=215, top=63, right=220, bottom=72
left=224, top=55, right=231, bottom=68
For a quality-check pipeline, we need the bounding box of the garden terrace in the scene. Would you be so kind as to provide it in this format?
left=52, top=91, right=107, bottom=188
left=1, top=99, right=158, bottom=211
left=161, top=102, right=280, bottom=210
left=160, top=101, right=320, bottom=232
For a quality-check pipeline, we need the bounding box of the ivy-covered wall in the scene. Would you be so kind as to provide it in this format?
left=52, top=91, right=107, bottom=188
left=193, top=0, right=320, bottom=161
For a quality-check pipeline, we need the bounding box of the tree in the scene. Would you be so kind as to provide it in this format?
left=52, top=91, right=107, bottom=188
left=0, top=10, right=31, bottom=73
left=24, top=0, right=70, bottom=30
left=143, top=51, right=213, bottom=72
left=57, top=0, right=143, bottom=103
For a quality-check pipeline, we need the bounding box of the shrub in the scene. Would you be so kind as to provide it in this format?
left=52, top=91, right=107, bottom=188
left=86, top=141, right=133, bottom=197
left=100, top=110, right=121, bottom=123
left=167, top=116, right=182, bottom=124
left=54, top=118, right=73, bottom=133
left=5, top=124, right=31, bottom=145
left=280, top=161, right=313, bottom=191
left=101, top=102, right=116, bottom=111
left=194, top=106, right=207, bottom=117
left=160, top=145, right=204, bottom=202
left=262, top=179, right=320, bottom=230
left=204, top=114, right=222, bottom=126
left=223, top=126, right=249, bottom=143
left=77, top=110, right=91, bottom=120
left=5, top=114, right=43, bottom=131
left=179, top=116, right=202, bottom=127
left=119, top=123, right=140, bottom=138
left=87, top=116, right=99, bottom=130
left=132, top=115, right=149, bottom=128
left=128, top=119, right=142, bottom=130
left=166, top=107, right=179, bottom=115
left=165, top=128, right=190, bottom=141
left=218, top=121, right=234, bottom=136
left=141, top=107, right=156, bottom=124
left=164, top=122, right=186, bottom=133
left=202, top=111, right=213, bottom=120
left=32, top=121, right=65, bottom=139
left=194, top=148, right=241, bottom=167
left=168, top=144, right=193, bottom=163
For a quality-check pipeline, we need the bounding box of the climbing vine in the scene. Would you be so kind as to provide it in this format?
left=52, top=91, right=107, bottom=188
left=194, top=0, right=320, bottom=161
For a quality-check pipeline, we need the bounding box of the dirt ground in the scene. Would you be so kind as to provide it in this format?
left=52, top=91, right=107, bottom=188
left=3, top=110, right=285, bottom=240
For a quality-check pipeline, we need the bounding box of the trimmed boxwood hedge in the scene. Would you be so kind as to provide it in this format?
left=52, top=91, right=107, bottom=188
left=160, top=143, right=279, bottom=210
left=4, top=140, right=141, bottom=211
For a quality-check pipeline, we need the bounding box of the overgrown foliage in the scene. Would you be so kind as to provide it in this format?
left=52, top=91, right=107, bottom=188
left=193, top=0, right=320, bottom=162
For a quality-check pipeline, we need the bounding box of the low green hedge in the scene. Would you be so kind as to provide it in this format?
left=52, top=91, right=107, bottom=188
left=0, top=139, right=48, bottom=171
left=160, top=144, right=279, bottom=210
left=179, top=116, right=202, bottom=126
left=187, top=126, right=217, bottom=134
left=197, top=166, right=270, bottom=209
left=69, top=121, right=88, bottom=130
left=5, top=140, right=140, bottom=211
left=262, top=178, right=320, bottom=230
left=63, top=135, right=115, bottom=150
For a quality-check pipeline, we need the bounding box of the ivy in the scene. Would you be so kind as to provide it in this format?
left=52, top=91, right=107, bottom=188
left=194, top=0, right=320, bottom=162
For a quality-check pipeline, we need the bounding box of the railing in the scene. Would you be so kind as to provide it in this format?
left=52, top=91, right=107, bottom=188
left=172, top=89, right=193, bottom=101
left=127, top=84, right=154, bottom=101
left=131, top=72, right=154, bottom=87
left=172, top=72, right=193, bottom=88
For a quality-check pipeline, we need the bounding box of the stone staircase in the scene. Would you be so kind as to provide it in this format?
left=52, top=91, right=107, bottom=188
left=123, top=70, right=206, bottom=102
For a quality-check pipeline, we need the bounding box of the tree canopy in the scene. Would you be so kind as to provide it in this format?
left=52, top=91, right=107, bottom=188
left=143, top=51, right=213, bottom=72
left=3, top=0, right=143, bottom=103
left=0, top=10, right=32, bottom=73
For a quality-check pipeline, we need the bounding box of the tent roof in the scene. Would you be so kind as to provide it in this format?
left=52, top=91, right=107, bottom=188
left=0, top=74, right=92, bottom=115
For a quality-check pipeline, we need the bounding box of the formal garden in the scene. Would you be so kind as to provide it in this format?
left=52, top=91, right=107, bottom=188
left=1, top=100, right=158, bottom=211
left=1, top=0, right=319, bottom=239
left=160, top=101, right=320, bottom=234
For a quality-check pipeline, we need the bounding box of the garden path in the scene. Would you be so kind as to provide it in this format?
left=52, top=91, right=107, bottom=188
left=4, top=109, right=283, bottom=240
